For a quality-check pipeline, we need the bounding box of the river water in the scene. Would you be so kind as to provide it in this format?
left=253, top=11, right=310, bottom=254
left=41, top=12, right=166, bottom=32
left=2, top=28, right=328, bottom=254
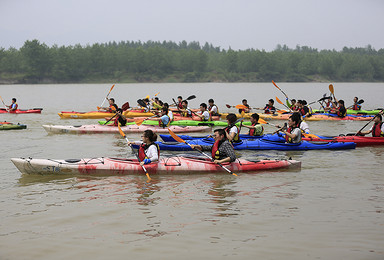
left=1, top=83, right=383, bottom=260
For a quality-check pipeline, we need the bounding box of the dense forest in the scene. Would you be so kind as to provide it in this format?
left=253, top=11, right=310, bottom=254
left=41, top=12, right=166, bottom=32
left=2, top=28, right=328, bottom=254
left=0, top=39, right=383, bottom=84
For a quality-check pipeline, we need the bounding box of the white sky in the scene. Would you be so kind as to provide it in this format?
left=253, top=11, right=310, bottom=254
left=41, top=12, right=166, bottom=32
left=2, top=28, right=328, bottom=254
left=0, top=0, right=383, bottom=51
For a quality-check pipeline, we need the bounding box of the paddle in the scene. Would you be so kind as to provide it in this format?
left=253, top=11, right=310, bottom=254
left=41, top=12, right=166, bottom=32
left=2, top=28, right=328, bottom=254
left=258, top=118, right=320, bottom=139
left=186, top=95, right=196, bottom=101
left=117, top=125, right=151, bottom=180
left=0, top=96, right=7, bottom=108
left=168, top=128, right=237, bottom=176
left=355, top=109, right=384, bottom=136
left=134, top=114, right=159, bottom=126
left=308, top=96, right=331, bottom=106
left=98, top=84, right=115, bottom=110
left=272, top=80, right=289, bottom=100
left=275, top=96, right=292, bottom=111
left=225, top=104, right=248, bottom=110
left=103, top=102, right=130, bottom=125
left=329, top=84, right=337, bottom=102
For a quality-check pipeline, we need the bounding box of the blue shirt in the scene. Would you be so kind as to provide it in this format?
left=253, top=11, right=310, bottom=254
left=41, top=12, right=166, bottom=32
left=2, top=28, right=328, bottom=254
left=161, top=115, right=170, bottom=126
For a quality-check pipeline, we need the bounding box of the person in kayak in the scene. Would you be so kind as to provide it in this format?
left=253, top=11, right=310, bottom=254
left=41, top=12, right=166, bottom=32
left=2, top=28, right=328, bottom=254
left=129, top=130, right=160, bottom=166
left=100, top=98, right=118, bottom=112
left=7, top=98, right=18, bottom=111
left=297, top=100, right=311, bottom=117
left=239, top=99, right=251, bottom=114
left=151, top=97, right=163, bottom=110
left=190, top=128, right=236, bottom=164
left=277, top=114, right=302, bottom=143
left=113, top=108, right=127, bottom=126
left=141, top=98, right=151, bottom=112
left=330, top=99, right=347, bottom=118
left=208, top=99, right=219, bottom=117
left=350, top=97, right=362, bottom=111
left=241, top=113, right=264, bottom=136
left=358, top=114, right=384, bottom=137
left=163, top=103, right=174, bottom=122
left=224, top=113, right=240, bottom=143
left=263, top=99, right=276, bottom=114
left=286, top=98, right=298, bottom=111
left=195, top=103, right=210, bottom=121
left=180, top=100, right=193, bottom=117
left=152, top=107, right=171, bottom=127
left=291, top=112, right=310, bottom=134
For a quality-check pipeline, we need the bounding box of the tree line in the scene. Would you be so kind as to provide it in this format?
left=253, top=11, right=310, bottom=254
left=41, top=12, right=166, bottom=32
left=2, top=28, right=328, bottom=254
left=0, top=39, right=383, bottom=83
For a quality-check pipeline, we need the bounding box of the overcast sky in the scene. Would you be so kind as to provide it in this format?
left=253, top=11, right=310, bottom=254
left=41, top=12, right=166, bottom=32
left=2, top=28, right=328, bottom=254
left=1, top=0, right=383, bottom=51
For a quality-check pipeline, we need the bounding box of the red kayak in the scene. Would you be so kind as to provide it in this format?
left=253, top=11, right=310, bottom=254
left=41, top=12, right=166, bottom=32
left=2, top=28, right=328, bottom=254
left=0, top=108, right=42, bottom=114
left=303, top=135, right=384, bottom=147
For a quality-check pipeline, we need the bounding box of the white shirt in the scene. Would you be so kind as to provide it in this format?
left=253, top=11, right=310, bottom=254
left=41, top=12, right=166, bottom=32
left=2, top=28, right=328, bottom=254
left=209, top=105, right=218, bottom=114
left=290, top=128, right=302, bottom=143
left=300, top=121, right=310, bottom=134
left=168, top=110, right=174, bottom=121
left=201, top=110, right=210, bottom=121
left=133, top=141, right=159, bottom=162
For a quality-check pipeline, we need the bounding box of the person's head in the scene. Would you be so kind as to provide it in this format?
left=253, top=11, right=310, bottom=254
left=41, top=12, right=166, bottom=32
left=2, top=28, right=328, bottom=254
left=296, top=100, right=303, bottom=107
left=208, top=99, right=214, bottom=105
left=291, top=99, right=296, bottom=105
left=200, top=103, right=207, bottom=111
left=154, top=97, right=159, bottom=102
left=268, top=99, right=274, bottom=106
left=161, top=107, right=168, bottom=115
left=338, top=100, right=345, bottom=107
left=242, top=99, right=248, bottom=105
left=12, top=98, right=16, bottom=103
left=353, top=97, right=358, bottom=103
left=288, top=114, right=300, bottom=127
left=182, top=100, right=188, bottom=107
left=226, top=113, right=237, bottom=124
left=163, top=102, right=169, bottom=109
left=177, top=96, right=183, bottom=102
left=291, top=112, right=302, bottom=122
left=109, top=98, right=115, bottom=105
left=374, top=114, right=382, bottom=123
left=213, top=129, right=226, bottom=141
left=250, top=113, right=259, bottom=123
left=116, top=108, right=123, bottom=115
left=142, top=129, right=157, bottom=143
left=144, top=98, right=149, bottom=103
left=302, top=100, right=307, bottom=106
left=158, top=100, right=163, bottom=106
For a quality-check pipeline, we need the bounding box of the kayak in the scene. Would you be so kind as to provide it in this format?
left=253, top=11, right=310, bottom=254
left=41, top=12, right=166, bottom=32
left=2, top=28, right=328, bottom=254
left=11, top=156, right=301, bottom=175
left=42, top=124, right=212, bottom=134
left=143, top=138, right=356, bottom=151
left=98, top=120, right=252, bottom=127
left=58, top=110, right=154, bottom=119
left=0, top=108, right=42, bottom=114
left=258, top=113, right=373, bottom=121
left=0, top=122, right=27, bottom=130
left=313, top=109, right=383, bottom=115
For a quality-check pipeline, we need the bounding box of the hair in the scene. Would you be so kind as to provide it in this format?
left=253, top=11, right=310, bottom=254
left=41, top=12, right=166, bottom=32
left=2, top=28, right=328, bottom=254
left=182, top=100, right=188, bottom=105
left=163, top=103, right=169, bottom=109
left=109, top=98, right=115, bottom=103
left=226, top=113, right=237, bottom=124
left=289, top=113, right=301, bottom=125
left=354, top=97, right=358, bottom=100
left=302, top=100, right=307, bottom=105
left=177, top=96, right=182, bottom=99
left=242, top=99, right=247, bottom=103
left=154, top=97, right=159, bottom=101
left=158, top=100, right=163, bottom=106
left=208, top=99, right=214, bottom=103
left=338, top=100, right=345, bottom=106
left=12, top=98, right=17, bottom=102
left=291, top=99, right=296, bottom=103
left=375, top=114, right=382, bottom=121
left=251, top=113, right=259, bottom=121
left=161, top=107, right=168, bottom=114
left=214, top=128, right=226, bottom=139
left=143, top=130, right=157, bottom=142
left=143, top=98, right=149, bottom=102
left=269, top=99, right=274, bottom=104
left=200, top=103, right=207, bottom=109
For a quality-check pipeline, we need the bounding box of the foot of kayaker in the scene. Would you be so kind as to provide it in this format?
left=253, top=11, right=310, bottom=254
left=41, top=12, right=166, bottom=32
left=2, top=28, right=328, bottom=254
left=190, top=129, right=236, bottom=164
left=128, top=130, right=160, bottom=166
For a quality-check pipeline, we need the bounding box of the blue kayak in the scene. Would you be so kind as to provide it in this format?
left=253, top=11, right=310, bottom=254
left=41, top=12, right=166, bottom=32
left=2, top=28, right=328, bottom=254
left=135, top=138, right=356, bottom=151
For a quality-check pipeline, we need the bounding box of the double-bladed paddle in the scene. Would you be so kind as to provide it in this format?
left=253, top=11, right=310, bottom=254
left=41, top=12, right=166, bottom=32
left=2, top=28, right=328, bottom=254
left=103, top=102, right=130, bottom=125
left=98, top=84, right=115, bottom=110
left=272, top=80, right=289, bottom=100
left=117, top=125, right=151, bottom=181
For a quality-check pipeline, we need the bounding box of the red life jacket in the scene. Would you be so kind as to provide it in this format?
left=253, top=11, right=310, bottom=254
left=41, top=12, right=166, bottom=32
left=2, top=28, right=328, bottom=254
left=249, top=123, right=263, bottom=136
left=177, top=102, right=183, bottom=109
left=138, top=143, right=160, bottom=162
left=211, top=140, right=221, bottom=159
left=285, top=124, right=299, bottom=143
left=337, top=107, right=347, bottom=117
left=372, top=122, right=384, bottom=137
left=352, top=103, right=361, bottom=110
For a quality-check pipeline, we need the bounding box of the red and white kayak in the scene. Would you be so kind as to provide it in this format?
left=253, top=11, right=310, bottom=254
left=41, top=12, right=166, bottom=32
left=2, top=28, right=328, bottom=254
left=11, top=156, right=301, bottom=175
left=42, top=124, right=211, bottom=134
left=0, top=108, right=42, bottom=114
left=303, top=135, right=384, bottom=147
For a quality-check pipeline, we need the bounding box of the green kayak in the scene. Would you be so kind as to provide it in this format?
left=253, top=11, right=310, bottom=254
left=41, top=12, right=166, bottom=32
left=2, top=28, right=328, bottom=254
left=313, top=109, right=383, bottom=115
left=98, top=120, right=251, bottom=127
left=0, top=123, right=27, bottom=130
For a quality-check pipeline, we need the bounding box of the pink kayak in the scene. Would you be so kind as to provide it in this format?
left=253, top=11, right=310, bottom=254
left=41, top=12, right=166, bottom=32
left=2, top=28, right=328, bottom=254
left=0, top=108, right=42, bottom=114
left=11, top=156, right=301, bottom=175
left=42, top=124, right=211, bottom=134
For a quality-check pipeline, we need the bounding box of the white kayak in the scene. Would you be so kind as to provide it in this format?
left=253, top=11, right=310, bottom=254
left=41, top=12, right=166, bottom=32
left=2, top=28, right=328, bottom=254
left=42, top=124, right=212, bottom=134
left=11, top=156, right=301, bottom=175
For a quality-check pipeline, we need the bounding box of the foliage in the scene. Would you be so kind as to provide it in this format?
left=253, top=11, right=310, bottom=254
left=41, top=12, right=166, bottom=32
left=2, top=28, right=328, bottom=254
left=0, top=40, right=383, bottom=83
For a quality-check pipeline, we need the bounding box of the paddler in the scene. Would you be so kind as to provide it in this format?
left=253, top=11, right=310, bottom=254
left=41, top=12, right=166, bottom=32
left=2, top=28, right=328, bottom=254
left=7, top=98, right=18, bottom=111
left=241, top=113, right=264, bottom=136
left=100, top=98, right=118, bottom=112
left=291, top=112, right=310, bottom=134
left=297, top=100, right=311, bottom=117
left=208, top=99, right=220, bottom=116
left=277, top=114, right=302, bottom=143
left=350, top=97, right=362, bottom=111
left=358, top=114, right=384, bottom=137
left=129, top=130, right=160, bottom=166
left=151, top=97, right=163, bottom=110
left=239, top=99, right=251, bottom=114
left=190, top=129, right=236, bottom=164
left=330, top=99, right=347, bottom=118
left=180, top=100, right=193, bottom=117
left=287, top=98, right=298, bottom=111
left=224, top=113, right=240, bottom=143
left=263, top=99, right=276, bottom=114
left=171, top=96, right=183, bottom=110
left=113, top=108, right=127, bottom=126
left=151, top=107, right=171, bottom=127
left=140, top=98, right=151, bottom=112
left=195, top=103, right=210, bottom=121
left=163, top=103, right=174, bottom=122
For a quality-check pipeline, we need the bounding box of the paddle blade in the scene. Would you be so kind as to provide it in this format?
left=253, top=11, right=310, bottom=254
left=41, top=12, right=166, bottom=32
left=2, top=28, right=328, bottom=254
left=272, top=80, right=281, bottom=90
left=117, top=125, right=126, bottom=138
left=358, top=99, right=364, bottom=104
left=135, top=119, right=145, bottom=126
left=225, top=104, right=231, bottom=108
left=235, top=104, right=247, bottom=110
left=329, top=84, right=334, bottom=94
left=186, top=95, right=196, bottom=100
left=154, top=92, right=160, bottom=96
left=137, top=99, right=146, bottom=107
left=275, top=96, right=283, bottom=105
left=303, top=133, right=320, bottom=139
left=168, top=129, right=186, bottom=144
left=121, top=102, right=130, bottom=111
left=108, top=84, right=115, bottom=93
left=258, top=118, right=267, bottom=124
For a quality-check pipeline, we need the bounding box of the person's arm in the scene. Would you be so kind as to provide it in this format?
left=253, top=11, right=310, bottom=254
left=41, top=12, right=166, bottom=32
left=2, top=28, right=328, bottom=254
left=214, top=142, right=236, bottom=163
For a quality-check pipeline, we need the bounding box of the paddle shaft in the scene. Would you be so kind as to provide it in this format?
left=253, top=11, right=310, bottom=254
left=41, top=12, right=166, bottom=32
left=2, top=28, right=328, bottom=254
left=272, top=80, right=289, bottom=100
left=100, top=84, right=115, bottom=108
left=0, top=96, right=7, bottom=108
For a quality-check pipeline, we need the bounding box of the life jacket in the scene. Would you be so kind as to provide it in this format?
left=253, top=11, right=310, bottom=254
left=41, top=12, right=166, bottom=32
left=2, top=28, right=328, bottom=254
left=337, top=106, right=347, bottom=117
left=158, top=115, right=171, bottom=127
left=138, top=143, right=160, bottom=162
left=211, top=139, right=224, bottom=160
left=291, top=105, right=299, bottom=111
left=285, top=124, right=300, bottom=143
left=113, top=115, right=127, bottom=126
left=181, top=108, right=192, bottom=117
left=177, top=102, right=183, bottom=110
left=11, top=103, right=18, bottom=110
left=208, top=104, right=219, bottom=114
left=225, top=124, right=240, bottom=143
left=372, top=122, right=384, bottom=137
left=249, top=122, right=264, bottom=136
left=352, top=103, right=361, bottom=110
left=263, top=105, right=274, bottom=114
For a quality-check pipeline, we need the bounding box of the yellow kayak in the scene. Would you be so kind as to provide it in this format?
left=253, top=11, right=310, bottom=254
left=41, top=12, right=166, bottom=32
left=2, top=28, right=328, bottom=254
left=259, top=113, right=373, bottom=121
left=58, top=110, right=154, bottom=119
